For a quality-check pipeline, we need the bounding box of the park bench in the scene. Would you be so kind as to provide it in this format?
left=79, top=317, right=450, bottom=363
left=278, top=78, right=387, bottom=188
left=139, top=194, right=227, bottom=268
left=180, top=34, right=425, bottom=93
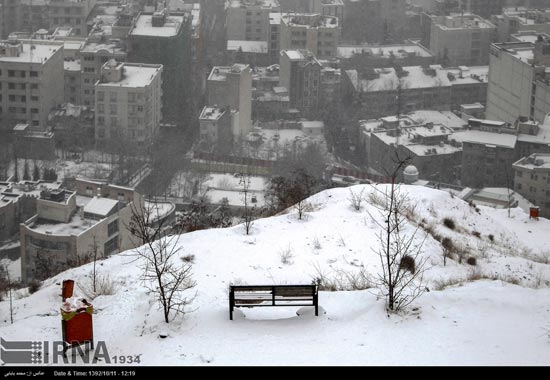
left=229, top=284, right=318, bottom=320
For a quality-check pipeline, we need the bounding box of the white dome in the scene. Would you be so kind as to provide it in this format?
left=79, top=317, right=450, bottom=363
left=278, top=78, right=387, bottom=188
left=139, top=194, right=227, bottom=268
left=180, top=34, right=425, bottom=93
left=403, top=165, right=419, bottom=176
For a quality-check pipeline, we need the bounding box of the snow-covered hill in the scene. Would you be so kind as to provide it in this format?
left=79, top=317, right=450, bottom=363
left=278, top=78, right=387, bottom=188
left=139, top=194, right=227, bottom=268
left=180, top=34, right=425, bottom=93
left=1, top=185, right=550, bottom=365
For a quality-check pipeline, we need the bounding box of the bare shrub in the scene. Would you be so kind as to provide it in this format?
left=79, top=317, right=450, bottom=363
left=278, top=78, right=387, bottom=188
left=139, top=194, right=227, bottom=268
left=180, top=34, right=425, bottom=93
left=399, top=255, right=416, bottom=274
left=182, top=254, right=196, bottom=263
left=337, top=234, right=346, bottom=247
left=472, top=231, right=481, bottom=238
left=79, top=273, right=117, bottom=300
left=311, top=264, right=373, bottom=291
left=28, top=280, right=41, bottom=294
left=466, top=257, right=477, bottom=266
left=349, top=187, right=365, bottom=211
left=441, top=237, right=454, bottom=265
left=443, top=217, right=456, bottom=230
left=488, top=234, right=495, bottom=243
left=279, top=245, right=294, bottom=265
left=432, top=277, right=464, bottom=291
left=312, top=236, right=322, bottom=250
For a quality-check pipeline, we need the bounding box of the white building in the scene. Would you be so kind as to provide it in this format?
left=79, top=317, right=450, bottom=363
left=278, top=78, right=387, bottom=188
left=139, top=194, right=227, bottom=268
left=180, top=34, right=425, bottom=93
left=513, top=153, right=550, bottom=217
left=95, top=60, right=163, bottom=145
left=280, top=13, right=340, bottom=59
left=486, top=37, right=550, bottom=124
left=0, top=39, right=64, bottom=130
left=225, top=0, right=281, bottom=42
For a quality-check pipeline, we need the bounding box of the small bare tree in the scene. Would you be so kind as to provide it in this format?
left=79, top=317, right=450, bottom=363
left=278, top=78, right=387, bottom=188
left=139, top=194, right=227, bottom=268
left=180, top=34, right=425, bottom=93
left=239, top=172, right=256, bottom=235
left=128, top=200, right=196, bottom=323
left=368, top=152, right=427, bottom=312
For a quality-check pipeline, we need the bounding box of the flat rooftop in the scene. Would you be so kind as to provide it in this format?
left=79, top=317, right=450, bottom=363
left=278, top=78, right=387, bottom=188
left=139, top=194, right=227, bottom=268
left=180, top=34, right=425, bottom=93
left=513, top=153, right=550, bottom=170
left=0, top=41, right=62, bottom=64
left=281, top=14, right=339, bottom=28
left=434, top=13, right=495, bottom=30
left=337, top=44, right=433, bottom=59
left=98, top=63, right=162, bottom=88
left=130, top=13, right=186, bottom=38
left=199, top=106, right=226, bottom=121
left=227, top=40, right=268, bottom=53
left=454, top=130, right=517, bottom=149
left=208, top=64, right=249, bottom=81
left=228, top=0, right=280, bottom=9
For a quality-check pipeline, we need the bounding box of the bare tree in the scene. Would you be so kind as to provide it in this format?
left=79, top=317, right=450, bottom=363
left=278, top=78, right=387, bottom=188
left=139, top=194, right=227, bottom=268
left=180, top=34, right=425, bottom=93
left=239, top=172, right=256, bottom=235
left=128, top=201, right=196, bottom=323
left=368, top=153, right=427, bottom=312
left=89, top=235, right=101, bottom=294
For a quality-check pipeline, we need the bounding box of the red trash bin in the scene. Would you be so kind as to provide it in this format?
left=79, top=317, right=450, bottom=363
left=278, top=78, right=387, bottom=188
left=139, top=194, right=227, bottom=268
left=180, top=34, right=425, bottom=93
left=529, top=206, right=540, bottom=220
left=61, top=297, right=94, bottom=352
left=62, top=280, right=74, bottom=301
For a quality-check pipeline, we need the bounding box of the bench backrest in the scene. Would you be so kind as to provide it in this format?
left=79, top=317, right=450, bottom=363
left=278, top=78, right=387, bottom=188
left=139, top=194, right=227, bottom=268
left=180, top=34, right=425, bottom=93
left=230, top=285, right=317, bottom=298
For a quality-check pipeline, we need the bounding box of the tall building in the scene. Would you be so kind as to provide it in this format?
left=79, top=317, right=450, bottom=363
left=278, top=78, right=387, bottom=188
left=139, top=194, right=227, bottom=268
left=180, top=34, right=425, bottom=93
left=310, top=0, right=344, bottom=27
left=49, top=0, right=98, bottom=37
left=225, top=0, right=280, bottom=42
left=20, top=179, right=144, bottom=283
left=0, top=39, right=64, bottom=130
left=128, top=10, right=192, bottom=126
left=486, top=37, right=550, bottom=124
left=95, top=60, right=163, bottom=145
left=343, top=0, right=407, bottom=44
left=513, top=153, right=550, bottom=217
left=198, top=105, right=232, bottom=153
left=80, top=37, right=126, bottom=107
left=459, top=0, right=504, bottom=19
left=207, top=64, right=252, bottom=137
left=279, top=49, right=322, bottom=118
left=268, top=12, right=281, bottom=63
left=429, top=13, right=497, bottom=66
left=280, top=13, right=340, bottom=59
left=492, top=7, right=550, bottom=42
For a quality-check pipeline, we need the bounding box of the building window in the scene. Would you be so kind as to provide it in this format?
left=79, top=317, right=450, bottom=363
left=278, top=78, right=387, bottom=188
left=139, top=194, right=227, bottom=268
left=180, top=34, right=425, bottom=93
left=110, top=104, right=117, bottom=115
left=19, top=71, right=25, bottom=78
left=110, top=92, right=117, bottom=102
left=516, top=170, right=522, bottom=177
left=31, top=108, right=38, bottom=114
left=104, top=236, right=119, bottom=255
left=30, top=71, right=38, bottom=77
left=8, top=83, right=15, bottom=90
left=97, top=104, right=104, bottom=113
left=31, top=84, right=38, bottom=89
left=98, top=116, right=105, bottom=125
left=8, top=95, right=15, bottom=102
left=97, top=91, right=104, bottom=101
left=107, top=219, right=119, bottom=237
left=137, top=105, right=143, bottom=112
left=8, top=70, right=15, bottom=77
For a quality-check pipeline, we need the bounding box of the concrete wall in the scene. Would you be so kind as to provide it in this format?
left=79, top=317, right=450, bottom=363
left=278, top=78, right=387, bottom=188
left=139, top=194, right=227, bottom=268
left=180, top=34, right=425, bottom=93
left=36, top=192, right=76, bottom=223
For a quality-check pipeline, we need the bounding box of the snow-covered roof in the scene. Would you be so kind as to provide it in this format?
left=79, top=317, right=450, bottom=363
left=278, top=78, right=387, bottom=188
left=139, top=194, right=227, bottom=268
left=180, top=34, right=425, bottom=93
left=199, top=106, right=226, bottom=121
left=83, top=197, right=118, bottom=217
left=64, top=59, right=81, bottom=71
left=208, top=64, right=249, bottom=81
left=227, top=40, right=268, bottom=54
left=281, top=13, right=339, bottom=28
left=513, top=153, right=550, bottom=170
left=454, top=130, right=517, bottom=149
left=347, top=65, right=452, bottom=92
left=337, top=44, right=433, bottom=59
left=130, top=13, right=186, bottom=37
left=97, top=63, right=162, bottom=88
left=0, top=41, right=62, bottom=64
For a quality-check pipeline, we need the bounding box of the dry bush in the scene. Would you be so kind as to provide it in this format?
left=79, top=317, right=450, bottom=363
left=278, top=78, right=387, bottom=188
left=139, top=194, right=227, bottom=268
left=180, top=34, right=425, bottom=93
left=399, top=255, right=416, bottom=274
left=466, top=257, right=477, bottom=266
left=349, top=188, right=365, bottom=211
left=443, top=217, right=456, bottom=230
left=279, top=245, right=294, bottom=265
left=311, top=264, right=373, bottom=291
left=472, top=231, right=481, bottom=238
left=79, top=273, right=117, bottom=300
left=432, top=277, right=464, bottom=291
left=312, top=236, right=322, bottom=250
left=28, top=280, right=41, bottom=294
left=181, top=254, right=195, bottom=263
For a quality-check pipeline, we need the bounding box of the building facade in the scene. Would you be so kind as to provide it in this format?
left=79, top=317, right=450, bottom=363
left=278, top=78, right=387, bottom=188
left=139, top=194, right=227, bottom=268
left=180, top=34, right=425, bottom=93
left=513, top=153, right=550, bottom=217
left=0, top=39, right=64, bottom=130
left=94, top=60, right=163, bottom=146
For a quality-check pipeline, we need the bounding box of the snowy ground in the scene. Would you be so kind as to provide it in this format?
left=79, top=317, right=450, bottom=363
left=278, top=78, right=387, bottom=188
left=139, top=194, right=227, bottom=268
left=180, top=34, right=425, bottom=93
left=168, top=172, right=268, bottom=206
left=7, top=158, right=114, bottom=182
left=1, top=185, right=549, bottom=365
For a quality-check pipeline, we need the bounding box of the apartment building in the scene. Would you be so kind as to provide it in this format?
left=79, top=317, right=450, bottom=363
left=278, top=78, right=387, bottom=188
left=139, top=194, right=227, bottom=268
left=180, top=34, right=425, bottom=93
left=429, top=13, right=496, bottom=66
left=49, top=0, right=97, bottom=37
left=198, top=105, right=232, bottom=154
left=207, top=64, right=252, bottom=137
left=279, top=49, right=322, bottom=118
left=310, top=0, right=344, bottom=27
left=280, top=13, right=340, bottom=59
left=80, top=37, right=126, bottom=107
left=513, top=153, right=550, bottom=217
left=226, top=0, right=280, bottom=42
left=486, top=37, right=550, bottom=124
left=492, top=7, right=550, bottom=42
left=128, top=10, right=192, bottom=125
left=20, top=179, right=143, bottom=283
left=0, top=39, right=64, bottom=130
left=95, top=60, right=163, bottom=145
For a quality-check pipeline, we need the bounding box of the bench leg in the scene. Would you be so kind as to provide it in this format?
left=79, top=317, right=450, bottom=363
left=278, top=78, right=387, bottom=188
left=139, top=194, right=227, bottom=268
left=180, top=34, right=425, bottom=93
left=230, top=307, right=233, bottom=321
